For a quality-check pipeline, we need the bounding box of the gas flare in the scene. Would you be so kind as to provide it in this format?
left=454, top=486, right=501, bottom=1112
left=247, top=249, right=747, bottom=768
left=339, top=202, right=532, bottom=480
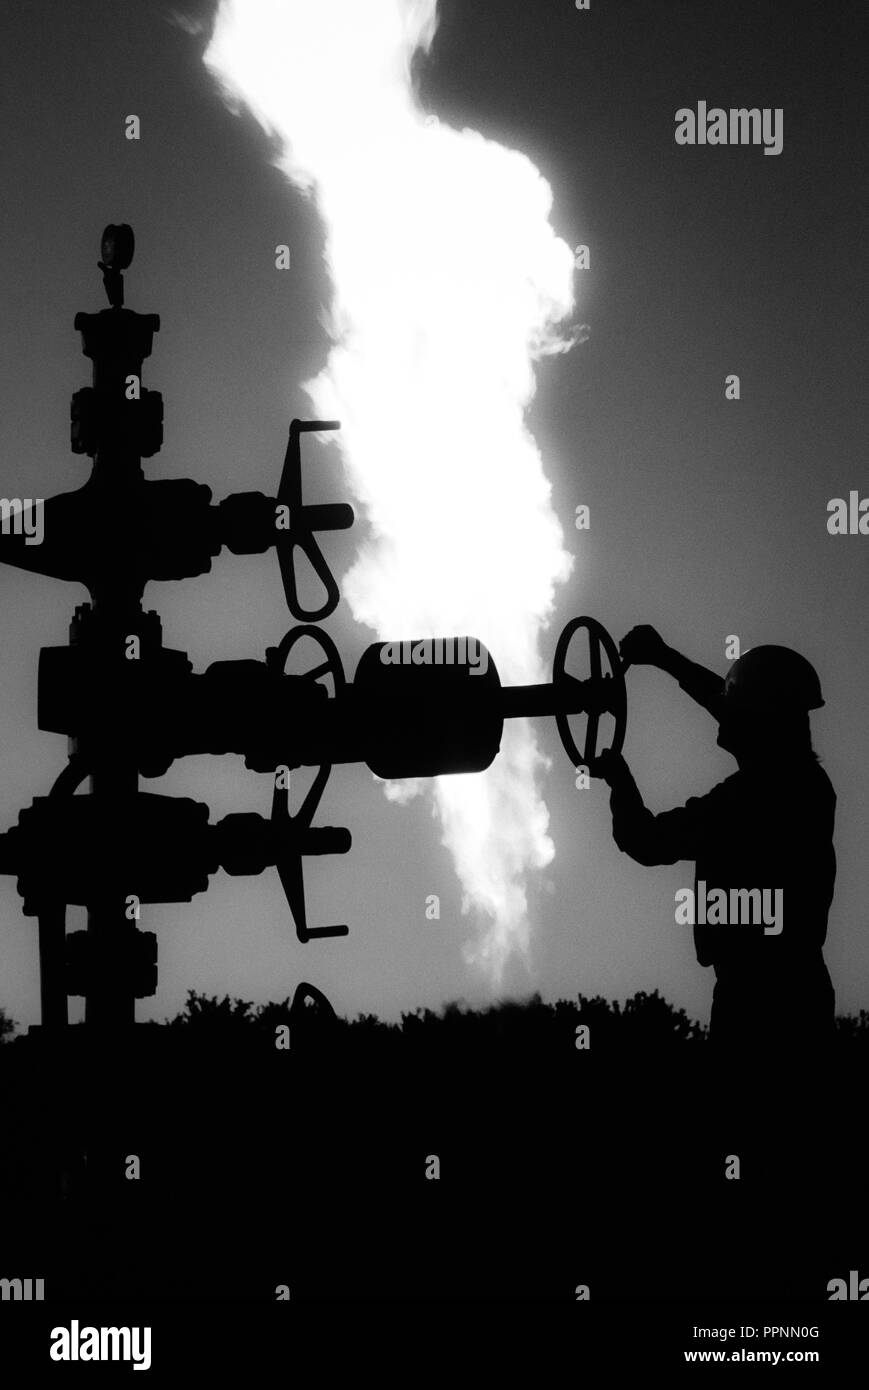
left=204, top=0, right=580, bottom=984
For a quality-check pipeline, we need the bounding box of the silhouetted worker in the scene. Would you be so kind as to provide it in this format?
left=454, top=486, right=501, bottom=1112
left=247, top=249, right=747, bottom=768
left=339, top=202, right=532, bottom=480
left=595, top=626, right=836, bottom=1063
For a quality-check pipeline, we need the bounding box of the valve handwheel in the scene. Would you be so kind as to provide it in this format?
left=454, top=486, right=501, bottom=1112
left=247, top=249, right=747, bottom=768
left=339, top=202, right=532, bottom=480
left=268, top=623, right=346, bottom=695
left=276, top=419, right=353, bottom=623
left=553, top=616, right=627, bottom=772
left=267, top=625, right=349, bottom=942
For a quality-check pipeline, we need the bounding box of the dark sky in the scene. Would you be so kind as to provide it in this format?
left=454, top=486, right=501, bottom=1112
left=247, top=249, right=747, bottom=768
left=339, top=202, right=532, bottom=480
left=0, top=0, right=866, bottom=1028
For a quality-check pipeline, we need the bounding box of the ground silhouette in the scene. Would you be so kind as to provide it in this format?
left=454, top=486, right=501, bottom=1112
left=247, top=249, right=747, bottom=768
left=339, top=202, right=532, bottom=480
left=0, top=990, right=865, bottom=1300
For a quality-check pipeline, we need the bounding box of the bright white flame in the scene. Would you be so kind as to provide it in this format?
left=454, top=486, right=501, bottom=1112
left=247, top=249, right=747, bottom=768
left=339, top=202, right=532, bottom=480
left=204, top=0, right=580, bottom=985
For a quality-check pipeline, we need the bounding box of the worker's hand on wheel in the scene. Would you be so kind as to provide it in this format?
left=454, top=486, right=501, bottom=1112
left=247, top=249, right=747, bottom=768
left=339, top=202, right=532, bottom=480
left=589, top=748, right=631, bottom=787
left=619, top=624, right=669, bottom=672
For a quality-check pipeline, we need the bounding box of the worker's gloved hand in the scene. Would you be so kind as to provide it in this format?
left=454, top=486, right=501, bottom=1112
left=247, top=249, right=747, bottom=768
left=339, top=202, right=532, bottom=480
left=619, top=624, right=669, bottom=672
left=590, top=748, right=632, bottom=788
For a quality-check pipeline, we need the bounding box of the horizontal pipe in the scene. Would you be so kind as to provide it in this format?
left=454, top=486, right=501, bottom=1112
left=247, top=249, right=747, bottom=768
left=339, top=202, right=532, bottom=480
left=499, top=676, right=620, bottom=721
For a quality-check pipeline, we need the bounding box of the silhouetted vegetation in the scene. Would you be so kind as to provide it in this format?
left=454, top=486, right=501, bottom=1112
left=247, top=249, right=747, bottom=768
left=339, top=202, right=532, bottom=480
left=0, top=988, right=865, bottom=1300
left=6, top=986, right=869, bottom=1051
left=145, top=985, right=869, bottom=1052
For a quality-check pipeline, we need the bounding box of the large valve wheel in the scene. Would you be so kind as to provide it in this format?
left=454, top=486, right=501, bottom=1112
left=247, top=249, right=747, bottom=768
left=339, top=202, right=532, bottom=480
left=553, top=616, right=627, bottom=771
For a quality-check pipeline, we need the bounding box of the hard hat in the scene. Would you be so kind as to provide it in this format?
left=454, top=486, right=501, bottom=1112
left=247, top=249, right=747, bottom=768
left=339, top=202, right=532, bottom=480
left=723, top=645, right=824, bottom=711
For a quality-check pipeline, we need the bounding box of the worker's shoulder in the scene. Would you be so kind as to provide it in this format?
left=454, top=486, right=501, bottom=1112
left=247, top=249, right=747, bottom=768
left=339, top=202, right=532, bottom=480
left=778, top=756, right=836, bottom=805
left=686, top=761, right=835, bottom=814
left=682, top=773, right=741, bottom=812
left=702, top=772, right=742, bottom=799
left=741, top=757, right=835, bottom=813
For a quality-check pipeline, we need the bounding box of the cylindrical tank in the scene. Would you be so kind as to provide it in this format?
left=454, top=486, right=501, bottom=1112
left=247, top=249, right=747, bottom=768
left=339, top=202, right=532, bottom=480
left=354, top=636, right=503, bottom=779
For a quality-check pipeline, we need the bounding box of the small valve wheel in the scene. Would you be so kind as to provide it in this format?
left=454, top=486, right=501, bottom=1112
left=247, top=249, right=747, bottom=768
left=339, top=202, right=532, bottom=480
left=268, top=626, right=349, bottom=943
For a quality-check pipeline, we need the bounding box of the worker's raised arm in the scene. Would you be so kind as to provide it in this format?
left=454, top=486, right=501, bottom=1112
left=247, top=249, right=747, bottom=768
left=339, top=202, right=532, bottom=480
left=619, top=625, right=724, bottom=721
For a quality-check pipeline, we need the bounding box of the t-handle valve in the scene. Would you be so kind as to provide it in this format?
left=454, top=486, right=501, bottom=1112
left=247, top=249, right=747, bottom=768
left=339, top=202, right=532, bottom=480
left=277, top=419, right=354, bottom=622
left=271, top=762, right=351, bottom=943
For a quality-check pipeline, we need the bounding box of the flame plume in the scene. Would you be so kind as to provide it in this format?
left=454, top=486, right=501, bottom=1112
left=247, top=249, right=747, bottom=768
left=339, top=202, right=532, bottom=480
left=204, top=0, right=579, bottom=984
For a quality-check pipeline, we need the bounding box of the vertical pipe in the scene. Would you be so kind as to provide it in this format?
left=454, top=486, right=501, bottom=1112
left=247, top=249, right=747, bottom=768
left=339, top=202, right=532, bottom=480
left=82, top=333, right=144, bottom=1030
left=37, top=904, right=68, bottom=1029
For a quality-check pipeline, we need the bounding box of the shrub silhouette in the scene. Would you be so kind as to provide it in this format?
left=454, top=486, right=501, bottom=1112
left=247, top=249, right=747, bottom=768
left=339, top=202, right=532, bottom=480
left=150, top=986, right=869, bottom=1060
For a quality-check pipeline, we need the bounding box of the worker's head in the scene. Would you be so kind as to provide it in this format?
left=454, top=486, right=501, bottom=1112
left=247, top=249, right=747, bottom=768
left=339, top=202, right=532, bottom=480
left=716, top=646, right=824, bottom=763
